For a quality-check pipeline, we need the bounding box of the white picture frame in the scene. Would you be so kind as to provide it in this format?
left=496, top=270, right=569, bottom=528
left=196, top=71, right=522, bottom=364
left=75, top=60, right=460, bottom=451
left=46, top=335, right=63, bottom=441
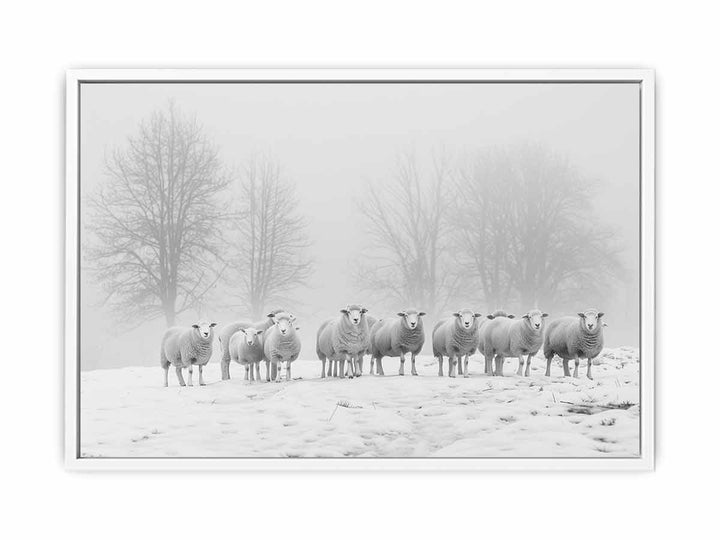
left=65, top=68, right=655, bottom=471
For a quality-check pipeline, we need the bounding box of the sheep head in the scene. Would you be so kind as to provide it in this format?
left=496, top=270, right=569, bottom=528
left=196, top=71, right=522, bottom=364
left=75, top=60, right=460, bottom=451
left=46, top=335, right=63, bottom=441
left=577, top=309, right=604, bottom=332
left=396, top=309, right=426, bottom=330
left=273, top=312, right=297, bottom=336
left=452, top=309, right=482, bottom=329
left=238, top=327, right=263, bottom=346
left=522, top=309, right=548, bottom=331
left=341, top=304, right=367, bottom=326
left=192, top=321, right=217, bottom=340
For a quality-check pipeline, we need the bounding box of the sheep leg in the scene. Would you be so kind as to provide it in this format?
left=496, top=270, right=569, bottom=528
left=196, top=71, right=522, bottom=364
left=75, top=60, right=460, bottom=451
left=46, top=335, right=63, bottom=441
left=287, top=362, right=292, bottom=381
left=358, top=356, right=364, bottom=376
left=448, top=355, right=456, bottom=378
left=221, top=357, right=230, bottom=381
left=545, top=355, right=553, bottom=377
left=463, top=355, right=469, bottom=378
left=344, top=355, right=352, bottom=379
left=265, top=359, right=271, bottom=382
left=199, top=365, right=205, bottom=386
left=320, top=358, right=326, bottom=379
left=562, top=359, right=571, bottom=377
left=376, top=356, right=385, bottom=376
left=495, top=356, right=505, bottom=376
left=411, top=353, right=418, bottom=376
left=175, top=367, right=186, bottom=386
left=272, top=361, right=279, bottom=382
left=437, top=356, right=444, bottom=376
left=573, top=358, right=580, bottom=378
left=332, top=360, right=338, bottom=377
left=328, top=360, right=334, bottom=377
left=369, top=357, right=375, bottom=375
left=338, top=358, right=346, bottom=378
left=255, top=362, right=261, bottom=381
left=587, top=357, right=594, bottom=380
left=244, top=365, right=250, bottom=381
left=457, top=355, right=463, bottom=376
left=399, top=352, right=406, bottom=376
left=248, top=363, right=255, bottom=382
left=516, top=355, right=525, bottom=376
left=187, top=365, right=194, bottom=386
left=162, top=365, right=169, bottom=387
left=484, top=356, right=492, bottom=375
left=525, top=355, right=533, bottom=377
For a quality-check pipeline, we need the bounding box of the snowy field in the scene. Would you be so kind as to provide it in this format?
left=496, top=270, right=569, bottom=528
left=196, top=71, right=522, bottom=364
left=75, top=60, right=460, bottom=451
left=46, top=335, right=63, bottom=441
left=80, top=348, right=640, bottom=458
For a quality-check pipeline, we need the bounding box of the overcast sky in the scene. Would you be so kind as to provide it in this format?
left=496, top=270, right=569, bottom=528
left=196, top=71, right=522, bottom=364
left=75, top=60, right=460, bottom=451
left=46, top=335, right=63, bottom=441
left=80, top=82, right=640, bottom=369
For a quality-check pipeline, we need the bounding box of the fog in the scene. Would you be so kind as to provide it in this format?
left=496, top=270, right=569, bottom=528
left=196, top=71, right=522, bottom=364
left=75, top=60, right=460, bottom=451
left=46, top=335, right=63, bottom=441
left=79, top=82, right=639, bottom=370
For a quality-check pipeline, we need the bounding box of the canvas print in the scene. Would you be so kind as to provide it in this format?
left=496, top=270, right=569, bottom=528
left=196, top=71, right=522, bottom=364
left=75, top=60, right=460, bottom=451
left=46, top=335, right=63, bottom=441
left=74, top=76, right=646, bottom=462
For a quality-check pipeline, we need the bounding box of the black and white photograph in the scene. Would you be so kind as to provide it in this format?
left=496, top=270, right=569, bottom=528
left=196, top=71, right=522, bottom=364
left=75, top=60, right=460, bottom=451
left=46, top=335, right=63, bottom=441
left=67, top=70, right=653, bottom=467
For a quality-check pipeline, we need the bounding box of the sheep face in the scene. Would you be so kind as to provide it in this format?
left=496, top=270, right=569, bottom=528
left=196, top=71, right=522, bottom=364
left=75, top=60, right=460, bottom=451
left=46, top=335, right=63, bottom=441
left=274, top=313, right=296, bottom=336
left=578, top=309, right=604, bottom=332
left=238, top=327, right=263, bottom=346
left=453, top=309, right=482, bottom=329
left=397, top=309, right=426, bottom=330
left=341, top=304, right=367, bottom=326
left=192, top=321, right=217, bottom=340
left=523, top=309, right=548, bottom=331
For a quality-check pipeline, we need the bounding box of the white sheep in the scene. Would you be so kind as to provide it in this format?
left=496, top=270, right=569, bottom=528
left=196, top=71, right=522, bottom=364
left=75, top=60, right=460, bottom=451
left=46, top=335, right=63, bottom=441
left=263, top=312, right=301, bottom=382
left=432, top=309, right=483, bottom=377
left=160, top=321, right=217, bottom=387
left=228, top=327, right=265, bottom=381
left=316, top=304, right=371, bottom=379
left=483, top=309, right=548, bottom=376
left=218, top=309, right=283, bottom=380
left=477, top=310, right=515, bottom=374
left=368, top=309, right=426, bottom=376
left=543, top=309, right=605, bottom=379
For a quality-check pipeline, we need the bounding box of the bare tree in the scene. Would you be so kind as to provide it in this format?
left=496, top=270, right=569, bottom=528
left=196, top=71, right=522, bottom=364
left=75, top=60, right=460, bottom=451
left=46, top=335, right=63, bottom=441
left=86, top=102, right=231, bottom=327
left=357, top=153, right=460, bottom=318
left=453, top=144, right=623, bottom=311
left=232, top=156, right=312, bottom=319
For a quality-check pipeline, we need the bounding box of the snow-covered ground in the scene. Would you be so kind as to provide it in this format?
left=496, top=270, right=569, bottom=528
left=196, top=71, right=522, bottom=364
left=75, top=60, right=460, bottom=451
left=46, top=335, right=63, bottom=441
left=80, top=348, right=640, bottom=458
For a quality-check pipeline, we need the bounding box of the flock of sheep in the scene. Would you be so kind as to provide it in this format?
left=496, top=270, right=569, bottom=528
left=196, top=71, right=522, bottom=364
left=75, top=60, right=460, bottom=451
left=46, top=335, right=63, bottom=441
left=159, top=306, right=606, bottom=387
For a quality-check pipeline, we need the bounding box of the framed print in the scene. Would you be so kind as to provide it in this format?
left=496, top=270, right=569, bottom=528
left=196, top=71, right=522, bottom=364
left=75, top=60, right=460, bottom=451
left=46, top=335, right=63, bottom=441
left=65, top=68, right=654, bottom=470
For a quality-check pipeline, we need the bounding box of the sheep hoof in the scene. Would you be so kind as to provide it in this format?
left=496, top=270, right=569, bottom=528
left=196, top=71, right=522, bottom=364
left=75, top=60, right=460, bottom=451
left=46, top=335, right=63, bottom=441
left=179, top=383, right=186, bottom=387
left=463, top=374, right=469, bottom=378
left=200, top=382, right=206, bottom=386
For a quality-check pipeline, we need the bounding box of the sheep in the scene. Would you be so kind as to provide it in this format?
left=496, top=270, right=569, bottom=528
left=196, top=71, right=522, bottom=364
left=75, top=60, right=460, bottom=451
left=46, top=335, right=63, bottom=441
left=477, top=310, right=515, bottom=374
left=160, top=321, right=217, bottom=387
left=228, top=327, right=265, bottom=382
left=263, top=312, right=301, bottom=382
left=543, top=309, right=605, bottom=379
left=368, top=309, right=426, bottom=376
left=218, top=309, right=283, bottom=380
left=483, top=309, right=548, bottom=377
left=362, top=315, right=380, bottom=374
left=432, top=309, right=483, bottom=377
left=316, top=304, right=371, bottom=379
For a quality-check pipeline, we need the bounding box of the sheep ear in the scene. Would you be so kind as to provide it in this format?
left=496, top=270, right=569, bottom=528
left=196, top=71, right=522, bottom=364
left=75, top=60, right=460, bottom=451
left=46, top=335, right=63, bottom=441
left=487, top=314, right=495, bottom=320
left=578, top=313, right=586, bottom=318
left=522, top=313, right=530, bottom=319
left=192, top=324, right=199, bottom=329
left=266, top=313, right=275, bottom=318
left=361, top=307, right=368, bottom=313
left=474, top=312, right=482, bottom=318
left=542, top=313, right=549, bottom=318
left=289, top=315, right=297, bottom=322
left=452, top=312, right=460, bottom=317
left=256, top=329, right=264, bottom=335
left=295, top=326, right=300, bottom=331
left=396, top=312, right=405, bottom=317
left=418, top=312, right=426, bottom=317
left=508, top=314, right=516, bottom=319
left=210, top=322, right=217, bottom=327
left=340, top=308, right=349, bottom=314
left=598, top=312, right=605, bottom=318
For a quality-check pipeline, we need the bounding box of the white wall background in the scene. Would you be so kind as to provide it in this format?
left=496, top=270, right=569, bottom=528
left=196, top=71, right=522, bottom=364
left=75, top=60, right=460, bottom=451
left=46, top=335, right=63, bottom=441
left=0, top=0, right=713, bottom=538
